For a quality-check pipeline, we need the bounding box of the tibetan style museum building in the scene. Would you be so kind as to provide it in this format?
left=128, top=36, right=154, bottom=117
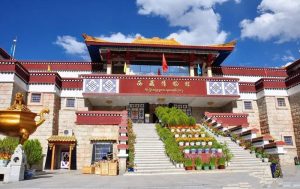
left=0, top=34, right=300, bottom=174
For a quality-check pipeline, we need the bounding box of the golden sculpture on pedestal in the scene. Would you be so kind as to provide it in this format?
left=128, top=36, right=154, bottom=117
left=0, top=92, right=49, bottom=144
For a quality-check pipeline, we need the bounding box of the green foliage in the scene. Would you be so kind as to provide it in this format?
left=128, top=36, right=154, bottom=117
left=195, top=158, right=202, bottom=167
left=0, top=137, right=19, bottom=155
left=127, top=119, right=136, bottom=168
left=184, top=158, right=193, bottom=167
left=222, top=142, right=233, bottom=162
left=218, top=157, right=226, bottom=166
left=155, top=106, right=196, bottom=127
left=23, top=139, right=43, bottom=169
left=156, top=124, right=184, bottom=163
left=188, top=116, right=196, bottom=126
left=209, top=157, right=216, bottom=166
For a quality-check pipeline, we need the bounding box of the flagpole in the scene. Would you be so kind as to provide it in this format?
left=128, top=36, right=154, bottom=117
left=10, top=37, right=17, bottom=59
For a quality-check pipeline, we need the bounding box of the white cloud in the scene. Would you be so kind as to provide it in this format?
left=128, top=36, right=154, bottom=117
left=136, top=0, right=238, bottom=45
left=240, top=0, right=300, bottom=43
left=54, top=36, right=90, bottom=60
left=280, top=50, right=296, bottom=67
left=98, top=32, right=142, bottom=43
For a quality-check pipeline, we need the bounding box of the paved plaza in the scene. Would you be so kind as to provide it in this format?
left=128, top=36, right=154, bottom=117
left=1, top=167, right=300, bottom=189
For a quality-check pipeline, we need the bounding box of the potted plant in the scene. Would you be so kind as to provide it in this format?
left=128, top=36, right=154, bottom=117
left=218, top=157, right=226, bottom=169
left=195, top=158, right=202, bottom=170
left=0, top=137, right=18, bottom=167
left=184, top=158, right=193, bottom=170
left=23, top=139, right=43, bottom=179
left=261, top=152, right=269, bottom=162
left=255, top=147, right=263, bottom=159
left=249, top=146, right=256, bottom=154
left=209, top=157, right=216, bottom=170
left=203, top=162, right=210, bottom=170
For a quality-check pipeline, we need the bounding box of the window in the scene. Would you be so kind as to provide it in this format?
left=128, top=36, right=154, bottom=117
left=31, top=93, right=41, bottom=103
left=284, top=136, right=293, bottom=145
left=92, top=142, right=113, bottom=163
left=244, top=101, right=253, bottom=110
left=277, top=98, right=286, bottom=107
left=66, top=98, right=75, bottom=107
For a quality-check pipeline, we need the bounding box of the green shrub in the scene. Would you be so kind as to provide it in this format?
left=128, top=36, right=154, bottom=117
left=195, top=158, right=202, bottom=166
left=218, top=157, right=226, bottom=166
left=184, top=158, right=193, bottom=167
left=23, top=139, right=43, bottom=169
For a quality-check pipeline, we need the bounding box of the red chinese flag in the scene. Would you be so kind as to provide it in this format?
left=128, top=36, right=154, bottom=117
left=162, top=53, right=168, bottom=72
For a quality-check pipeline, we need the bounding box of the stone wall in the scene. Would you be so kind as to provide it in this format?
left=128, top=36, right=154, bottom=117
left=289, top=93, right=300, bottom=157
left=258, top=96, right=297, bottom=165
left=28, top=92, right=61, bottom=159
left=73, top=125, right=119, bottom=169
left=230, top=100, right=261, bottom=133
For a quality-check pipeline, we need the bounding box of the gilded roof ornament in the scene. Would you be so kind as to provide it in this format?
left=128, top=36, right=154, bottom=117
left=132, top=37, right=181, bottom=46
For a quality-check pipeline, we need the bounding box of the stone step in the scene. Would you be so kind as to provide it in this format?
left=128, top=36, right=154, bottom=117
left=135, top=165, right=176, bottom=169
left=135, top=160, right=172, bottom=164
left=134, top=168, right=184, bottom=173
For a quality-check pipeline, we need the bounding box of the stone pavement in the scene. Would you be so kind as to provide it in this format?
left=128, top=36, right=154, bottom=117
left=0, top=167, right=300, bottom=189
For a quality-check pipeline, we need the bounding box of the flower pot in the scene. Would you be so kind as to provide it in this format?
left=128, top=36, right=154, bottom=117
left=179, top=142, right=184, bottom=146
left=182, top=134, right=187, bottom=138
left=175, top=134, right=180, bottom=138
left=203, top=165, right=210, bottom=170
left=201, top=133, right=206, bottom=138
left=127, top=167, right=134, bottom=172
left=185, top=166, right=194, bottom=170
left=175, top=163, right=180, bottom=168
left=190, top=142, right=195, bottom=146
left=179, top=163, right=184, bottom=168
left=24, top=169, right=36, bottom=179
left=201, top=142, right=206, bottom=146
left=171, top=129, right=175, bottom=132
left=191, top=149, right=196, bottom=154
left=197, top=148, right=203, bottom=154
left=184, top=149, right=190, bottom=154
left=0, top=159, right=9, bottom=167
left=256, top=153, right=262, bottom=159
left=262, top=158, right=269, bottom=162
left=188, top=134, right=193, bottom=138
left=208, top=141, right=213, bottom=146
left=186, top=129, right=191, bottom=132
left=205, top=149, right=210, bottom=153
left=210, top=165, right=216, bottom=170
left=211, top=148, right=216, bottom=154
left=194, top=134, right=199, bottom=138
left=181, top=128, right=186, bottom=132
left=217, top=148, right=222, bottom=153
left=218, top=165, right=225, bottom=169
left=196, top=166, right=202, bottom=170
left=195, top=142, right=201, bottom=146
left=185, top=142, right=190, bottom=146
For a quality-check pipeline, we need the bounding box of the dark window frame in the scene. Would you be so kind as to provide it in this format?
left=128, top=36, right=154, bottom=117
left=31, top=93, right=41, bottom=103
left=244, top=101, right=253, bottom=110
left=66, top=98, right=75, bottom=107
left=284, top=136, right=293, bottom=145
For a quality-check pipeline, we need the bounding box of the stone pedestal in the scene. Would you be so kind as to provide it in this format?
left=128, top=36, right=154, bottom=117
left=118, top=155, right=127, bottom=175
left=1, top=145, right=26, bottom=183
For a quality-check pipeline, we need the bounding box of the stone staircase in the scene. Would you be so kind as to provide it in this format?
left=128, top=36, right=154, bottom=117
left=129, top=123, right=185, bottom=175
left=204, top=128, right=275, bottom=186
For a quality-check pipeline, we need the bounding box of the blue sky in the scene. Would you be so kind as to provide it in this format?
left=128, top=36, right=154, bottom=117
left=0, top=0, right=299, bottom=68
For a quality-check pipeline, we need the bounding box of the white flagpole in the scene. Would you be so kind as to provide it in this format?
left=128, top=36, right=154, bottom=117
left=11, top=37, right=17, bottom=59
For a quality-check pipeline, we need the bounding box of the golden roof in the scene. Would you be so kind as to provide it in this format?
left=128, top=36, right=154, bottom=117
left=82, top=33, right=236, bottom=47
left=209, top=40, right=237, bottom=47
left=48, top=135, right=76, bottom=143
left=89, top=136, right=118, bottom=141
left=132, top=36, right=181, bottom=46
left=82, top=33, right=108, bottom=43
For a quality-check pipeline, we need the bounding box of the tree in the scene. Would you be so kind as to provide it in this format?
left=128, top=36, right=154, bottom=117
left=23, top=139, right=43, bottom=169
